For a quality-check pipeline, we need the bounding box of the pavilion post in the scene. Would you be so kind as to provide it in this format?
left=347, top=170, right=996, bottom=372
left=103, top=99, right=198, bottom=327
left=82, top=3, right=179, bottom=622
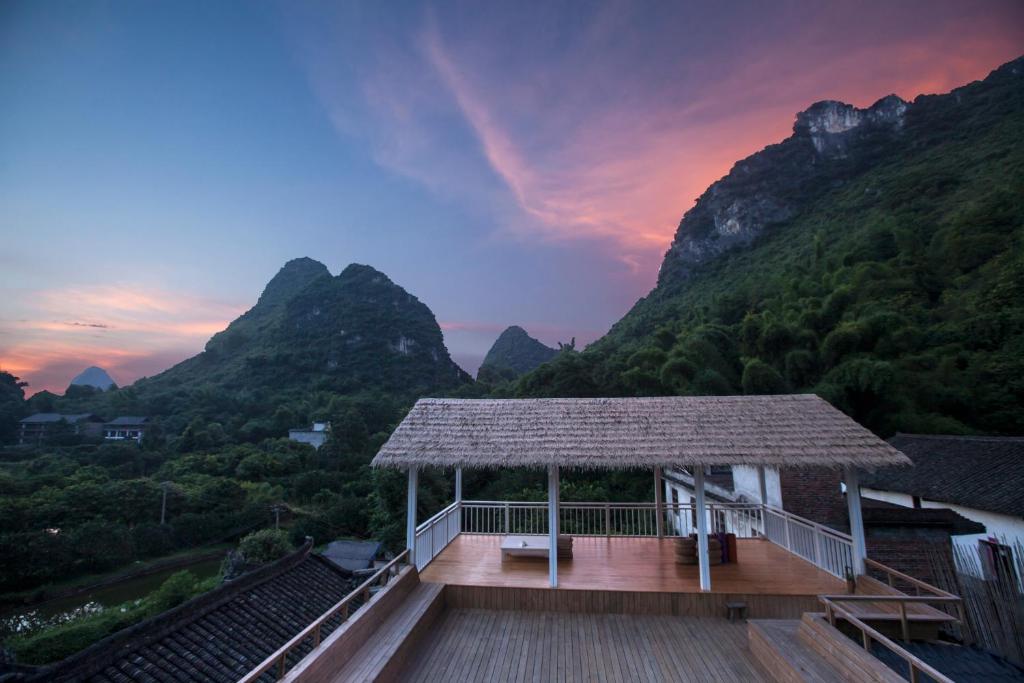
left=548, top=465, right=559, bottom=588
left=406, top=466, right=418, bottom=567
left=694, top=468, right=711, bottom=591
left=654, top=467, right=665, bottom=538
left=845, top=467, right=867, bottom=575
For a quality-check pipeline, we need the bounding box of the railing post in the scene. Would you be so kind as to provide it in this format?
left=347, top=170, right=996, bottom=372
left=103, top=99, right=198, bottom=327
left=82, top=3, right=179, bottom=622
left=504, top=502, right=510, bottom=533
left=604, top=503, right=611, bottom=537
left=899, top=602, right=910, bottom=642
left=783, top=515, right=793, bottom=552
left=277, top=654, right=286, bottom=679
left=813, top=524, right=823, bottom=568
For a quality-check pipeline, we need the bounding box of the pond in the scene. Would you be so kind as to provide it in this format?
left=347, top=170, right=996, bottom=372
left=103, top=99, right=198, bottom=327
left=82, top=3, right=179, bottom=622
left=0, top=557, right=224, bottom=639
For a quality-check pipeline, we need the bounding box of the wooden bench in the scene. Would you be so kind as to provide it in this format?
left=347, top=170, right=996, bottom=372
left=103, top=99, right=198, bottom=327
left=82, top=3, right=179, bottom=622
left=327, top=581, right=445, bottom=682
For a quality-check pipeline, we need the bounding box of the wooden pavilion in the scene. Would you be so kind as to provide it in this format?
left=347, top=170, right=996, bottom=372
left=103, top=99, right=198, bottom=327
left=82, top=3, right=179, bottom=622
left=373, top=393, right=911, bottom=590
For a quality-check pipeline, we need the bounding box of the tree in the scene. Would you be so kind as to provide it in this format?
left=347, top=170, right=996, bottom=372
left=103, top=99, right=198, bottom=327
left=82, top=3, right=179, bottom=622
left=0, top=371, right=27, bottom=444
left=741, top=359, right=789, bottom=395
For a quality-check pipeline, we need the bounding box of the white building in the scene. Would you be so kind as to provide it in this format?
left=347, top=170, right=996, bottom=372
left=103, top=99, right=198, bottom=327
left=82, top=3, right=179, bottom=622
left=288, top=421, right=331, bottom=449
left=860, top=434, right=1024, bottom=580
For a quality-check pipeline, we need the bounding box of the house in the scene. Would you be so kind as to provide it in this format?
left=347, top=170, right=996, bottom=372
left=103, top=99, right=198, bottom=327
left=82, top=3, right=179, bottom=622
left=102, top=416, right=149, bottom=442
left=231, top=395, right=987, bottom=683
left=288, top=421, right=331, bottom=449
left=321, top=539, right=385, bottom=572
left=860, top=434, right=1024, bottom=580
left=660, top=465, right=984, bottom=586
left=17, top=413, right=104, bottom=446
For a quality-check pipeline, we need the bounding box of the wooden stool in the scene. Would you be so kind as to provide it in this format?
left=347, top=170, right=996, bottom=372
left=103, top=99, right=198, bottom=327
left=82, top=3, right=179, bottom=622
left=726, top=601, right=747, bottom=623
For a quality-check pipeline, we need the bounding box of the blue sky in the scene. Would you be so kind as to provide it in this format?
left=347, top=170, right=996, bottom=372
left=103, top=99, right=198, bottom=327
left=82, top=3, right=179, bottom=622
left=2, top=1, right=1022, bottom=392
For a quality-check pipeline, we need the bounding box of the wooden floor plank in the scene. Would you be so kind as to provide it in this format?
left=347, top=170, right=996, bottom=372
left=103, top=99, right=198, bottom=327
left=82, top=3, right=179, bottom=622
left=420, top=535, right=845, bottom=595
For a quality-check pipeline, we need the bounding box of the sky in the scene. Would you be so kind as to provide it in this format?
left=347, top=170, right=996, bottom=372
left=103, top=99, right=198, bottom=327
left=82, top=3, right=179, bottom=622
left=1, top=1, right=1022, bottom=394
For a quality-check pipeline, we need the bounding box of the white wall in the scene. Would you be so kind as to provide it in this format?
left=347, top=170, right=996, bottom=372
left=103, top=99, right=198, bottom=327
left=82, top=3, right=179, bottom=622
left=732, top=466, right=783, bottom=507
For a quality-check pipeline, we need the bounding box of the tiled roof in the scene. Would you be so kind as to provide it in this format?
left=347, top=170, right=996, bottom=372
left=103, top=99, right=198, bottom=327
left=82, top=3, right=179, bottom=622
left=862, top=434, right=1024, bottom=518
left=871, top=641, right=1024, bottom=682
left=322, top=540, right=383, bottom=572
left=373, top=395, right=910, bottom=470
left=105, top=417, right=148, bottom=426
left=30, top=545, right=360, bottom=683
left=19, top=413, right=99, bottom=424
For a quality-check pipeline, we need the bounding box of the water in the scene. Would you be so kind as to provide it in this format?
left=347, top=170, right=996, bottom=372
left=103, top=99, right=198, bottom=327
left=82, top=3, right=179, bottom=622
left=0, top=557, right=223, bottom=638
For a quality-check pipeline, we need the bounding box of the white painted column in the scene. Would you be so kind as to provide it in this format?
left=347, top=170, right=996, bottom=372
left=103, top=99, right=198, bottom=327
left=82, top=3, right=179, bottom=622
left=845, top=467, right=867, bottom=575
left=454, top=466, right=463, bottom=535
left=757, top=466, right=768, bottom=507
left=406, top=466, right=418, bottom=566
left=654, top=467, right=665, bottom=538
left=694, top=468, right=711, bottom=591
left=548, top=465, right=559, bottom=588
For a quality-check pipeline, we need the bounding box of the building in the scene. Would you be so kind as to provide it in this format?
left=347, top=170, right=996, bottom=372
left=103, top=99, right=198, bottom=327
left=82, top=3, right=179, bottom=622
left=17, top=413, right=104, bottom=446
left=228, top=395, right=993, bottom=683
left=288, top=421, right=331, bottom=449
left=321, top=539, right=385, bottom=572
left=860, top=434, right=1024, bottom=580
left=12, top=542, right=361, bottom=682
left=102, top=416, right=149, bottom=442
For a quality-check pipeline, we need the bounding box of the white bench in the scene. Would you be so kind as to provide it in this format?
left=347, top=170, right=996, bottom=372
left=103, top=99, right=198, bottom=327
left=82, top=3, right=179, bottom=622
left=500, top=535, right=573, bottom=560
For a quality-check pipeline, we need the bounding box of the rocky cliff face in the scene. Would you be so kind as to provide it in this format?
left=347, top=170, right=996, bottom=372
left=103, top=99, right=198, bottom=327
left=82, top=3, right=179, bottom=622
left=659, top=95, right=909, bottom=283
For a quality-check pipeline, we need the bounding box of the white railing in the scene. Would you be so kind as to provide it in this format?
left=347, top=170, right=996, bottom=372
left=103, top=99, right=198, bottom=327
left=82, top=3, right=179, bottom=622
left=762, top=505, right=853, bottom=579
left=416, top=500, right=854, bottom=579
left=413, top=501, right=460, bottom=571
left=460, top=501, right=765, bottom=539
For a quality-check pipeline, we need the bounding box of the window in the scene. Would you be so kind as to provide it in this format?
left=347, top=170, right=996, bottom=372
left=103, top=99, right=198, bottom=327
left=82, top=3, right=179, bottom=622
left=979, top=539, right=1015, bottom=581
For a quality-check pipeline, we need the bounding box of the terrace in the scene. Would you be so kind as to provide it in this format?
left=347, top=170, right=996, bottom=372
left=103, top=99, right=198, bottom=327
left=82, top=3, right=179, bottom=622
left=240, top=395, right=966, bottom=683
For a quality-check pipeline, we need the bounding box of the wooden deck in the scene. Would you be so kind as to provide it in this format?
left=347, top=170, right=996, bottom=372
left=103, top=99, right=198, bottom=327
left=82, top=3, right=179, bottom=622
left=399, top=608, right=769, bottom=682
left=420, top=535, right=845, bottom=595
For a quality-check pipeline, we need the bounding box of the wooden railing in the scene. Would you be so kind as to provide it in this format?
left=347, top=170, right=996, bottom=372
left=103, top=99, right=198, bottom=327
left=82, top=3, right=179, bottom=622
left=237, top=550, right=409, bottom=683
left=819, top=595, right=959, bottom=683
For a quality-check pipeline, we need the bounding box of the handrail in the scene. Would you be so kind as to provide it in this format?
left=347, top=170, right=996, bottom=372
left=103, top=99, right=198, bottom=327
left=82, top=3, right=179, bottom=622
left=237, top=550, right=409, bottom=683
left=820, top=596, right=955, bottom=683
left=865, top=558, right=959, bottom=599
left=413, top=501, right=460, bottom=570
left=417, top=501, right=459, bottom=531
left=764, top=505, right=854, bottom=542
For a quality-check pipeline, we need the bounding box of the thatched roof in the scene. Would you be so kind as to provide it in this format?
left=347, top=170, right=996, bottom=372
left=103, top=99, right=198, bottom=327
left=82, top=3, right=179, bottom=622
left=372, top=395, right=911, bottom=471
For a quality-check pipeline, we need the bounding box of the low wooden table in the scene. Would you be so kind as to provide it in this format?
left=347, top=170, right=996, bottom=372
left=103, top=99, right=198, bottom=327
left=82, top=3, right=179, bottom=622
left=501, top=535, right=550, bottom=559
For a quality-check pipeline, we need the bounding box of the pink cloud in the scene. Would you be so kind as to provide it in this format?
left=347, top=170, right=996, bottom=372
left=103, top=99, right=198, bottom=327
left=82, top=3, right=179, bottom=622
left=0, top=283, right=245, bottom=394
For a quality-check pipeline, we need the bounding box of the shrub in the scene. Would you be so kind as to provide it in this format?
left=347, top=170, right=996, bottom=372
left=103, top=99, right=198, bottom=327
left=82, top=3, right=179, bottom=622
left=237, top=529, right=292, bottom=564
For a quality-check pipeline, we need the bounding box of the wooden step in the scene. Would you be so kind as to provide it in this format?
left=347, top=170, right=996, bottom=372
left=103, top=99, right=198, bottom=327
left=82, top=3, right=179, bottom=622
left=798, top=613, right=903, bottom=682
left=329, top=581, right=445, bottom=682
left=749, top=619, right=847, bottom=683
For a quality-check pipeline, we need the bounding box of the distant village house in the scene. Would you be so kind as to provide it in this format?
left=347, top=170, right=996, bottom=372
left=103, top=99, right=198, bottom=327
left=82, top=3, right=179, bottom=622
left=18, top=413, right=104, bottom=446
left=103, top=416, right=149, bottom=443
left=288, top=421, right=331, bottom=449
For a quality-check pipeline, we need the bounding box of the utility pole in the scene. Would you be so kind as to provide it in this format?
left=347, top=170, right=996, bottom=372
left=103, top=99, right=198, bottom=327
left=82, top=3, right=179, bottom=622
left=271, top=504, right=284, bottom=529
left=160, top=481, right=170, bottom=525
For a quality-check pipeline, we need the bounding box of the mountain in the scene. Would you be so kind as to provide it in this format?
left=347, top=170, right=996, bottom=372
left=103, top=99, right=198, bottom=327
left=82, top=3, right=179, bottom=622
left=517, top=56, right=1024, bottom=436
left=478, top=326, right=559, bottom=382
left=139, top=260, right=470, bottom=398
left=69, top=366, right=116, bottom=391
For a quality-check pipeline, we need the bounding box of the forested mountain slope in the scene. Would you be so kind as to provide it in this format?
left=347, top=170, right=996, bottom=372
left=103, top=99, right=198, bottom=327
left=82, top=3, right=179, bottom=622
left=517, top=56, right=1024, bottom=436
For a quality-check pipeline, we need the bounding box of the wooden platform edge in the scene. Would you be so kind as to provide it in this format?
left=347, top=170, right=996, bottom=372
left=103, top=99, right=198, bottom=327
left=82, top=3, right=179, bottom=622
left=441, top=583, right=820, bottom=618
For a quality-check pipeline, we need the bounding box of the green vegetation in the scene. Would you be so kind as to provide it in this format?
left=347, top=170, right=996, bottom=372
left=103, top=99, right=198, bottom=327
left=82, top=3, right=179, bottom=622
left=477, top=326, right=560, bottom=383
left=5, top=569, right=218, bottom=665
left=511, top=58, right=1024, bottom=437
left=237, top=529, right=291, bottom=564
